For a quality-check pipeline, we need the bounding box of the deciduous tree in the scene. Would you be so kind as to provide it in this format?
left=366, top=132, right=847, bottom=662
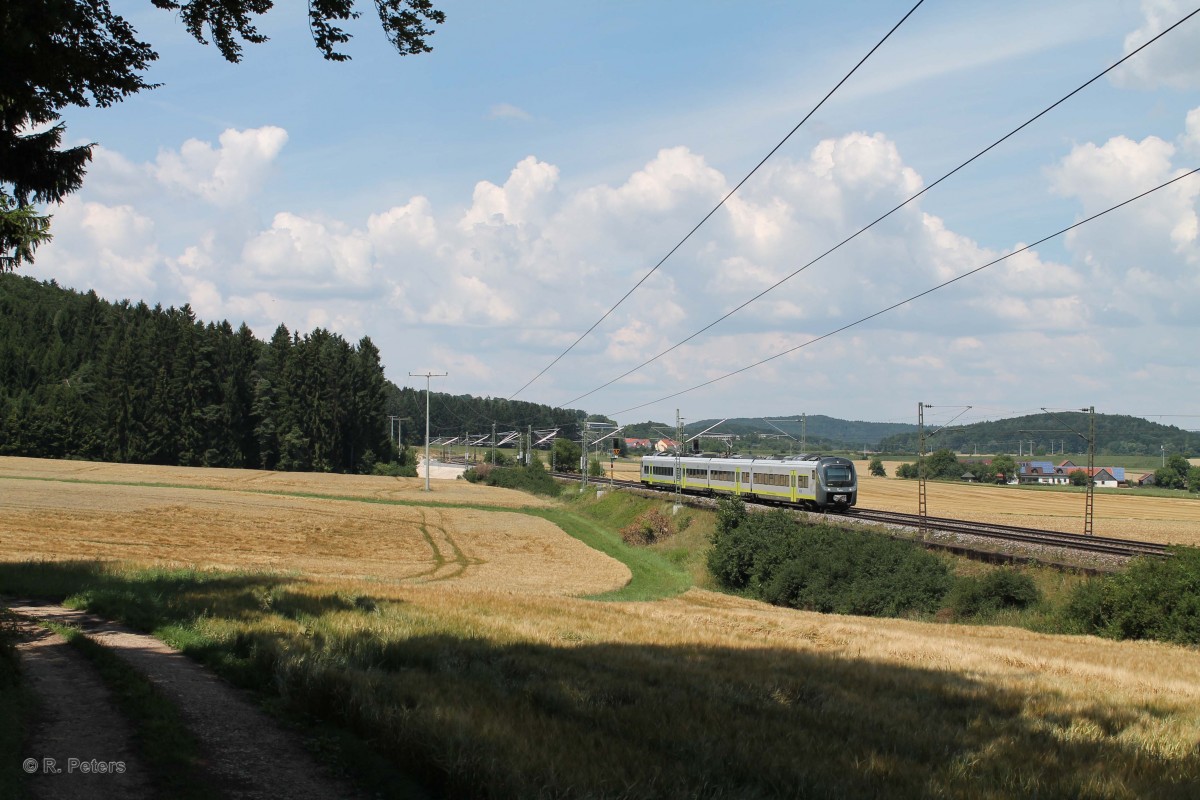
left=1, top=0, right=445, bottom=270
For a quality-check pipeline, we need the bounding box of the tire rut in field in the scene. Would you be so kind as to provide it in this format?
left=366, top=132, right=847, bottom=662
left=8, top=601, right=366, bottom=800
left=406, top=509, right=484, bottom=583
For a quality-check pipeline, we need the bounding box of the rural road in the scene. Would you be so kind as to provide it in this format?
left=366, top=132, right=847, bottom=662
left=8, top=600, right=368, bottom=800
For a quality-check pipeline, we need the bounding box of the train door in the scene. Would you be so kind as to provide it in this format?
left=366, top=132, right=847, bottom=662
left=790, top=470, right=797, bottom=503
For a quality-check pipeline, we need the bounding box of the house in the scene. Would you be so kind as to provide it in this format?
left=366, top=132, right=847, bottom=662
left=624, top=438, right=652, bottom=451
left=654, top=438, right=679, bottom=453
left=1137, top=473, right=1156, bottom=487
left=1017, top=461, right=1069, bottom=485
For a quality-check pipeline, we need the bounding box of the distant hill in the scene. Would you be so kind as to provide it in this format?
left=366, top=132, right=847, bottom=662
left=877, top=412, right=1196, bottom=457
left=686, top=415, right=917, bottom=450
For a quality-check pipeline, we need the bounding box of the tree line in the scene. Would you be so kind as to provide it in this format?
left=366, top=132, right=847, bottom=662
left=0, top=274, right=391, bottom=472
left=877, top=412, right=1195, bottom=457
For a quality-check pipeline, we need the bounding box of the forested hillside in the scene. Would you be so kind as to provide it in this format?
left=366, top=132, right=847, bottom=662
left=687, top=415, right=916, bottom=449
left=383, top=384, right=588, bottom=446
left=877, top=412, right=1196, bottom=457
left=0, top=275, right=391, bottom=472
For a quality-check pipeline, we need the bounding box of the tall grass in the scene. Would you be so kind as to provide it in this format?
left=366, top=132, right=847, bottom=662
left=2, top=560, right=1199, bottom=798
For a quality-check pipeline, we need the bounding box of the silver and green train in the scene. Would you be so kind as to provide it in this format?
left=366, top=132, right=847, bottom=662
left=640, top=454, right=857, bottom=510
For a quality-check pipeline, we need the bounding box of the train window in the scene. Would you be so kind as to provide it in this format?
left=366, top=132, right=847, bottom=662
left=825, top=466, right=852, bottom=483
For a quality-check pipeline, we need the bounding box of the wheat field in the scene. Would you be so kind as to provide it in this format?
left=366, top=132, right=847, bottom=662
left=0, top=458, right=629, bottom=596
left=4, top=456, right=1200, bottom=794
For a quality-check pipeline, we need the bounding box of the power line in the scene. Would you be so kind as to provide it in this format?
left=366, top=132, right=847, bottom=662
left=505, top=0, right=928, bottom=402
left=562, top=5, right=1200, bottom=409
left=604, top=167, right=1200, bottom=417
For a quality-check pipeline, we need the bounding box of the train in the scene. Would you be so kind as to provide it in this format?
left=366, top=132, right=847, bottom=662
left=639, top=453, right=858, bottom=510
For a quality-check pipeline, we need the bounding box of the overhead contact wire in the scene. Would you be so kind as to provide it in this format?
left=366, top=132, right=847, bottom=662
left=606, top=167, right=1200, bottom=416
left=566, top=5, right=1200, bottom=408
left=505, top=0, right=928, bottom=401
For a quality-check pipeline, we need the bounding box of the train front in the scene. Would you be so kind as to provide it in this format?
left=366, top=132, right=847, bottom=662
left=814, top=457, right=857, bottom=508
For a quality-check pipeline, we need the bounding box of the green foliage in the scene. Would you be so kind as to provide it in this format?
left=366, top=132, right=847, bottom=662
left=1061, top=547, right=1200, bottom=645
left=878, top=412, right=1194, bottom=458
left=708, top=500, right=953, bottom=617
left=372, top=461, right=418, bottom=478
left=895, top=462, right=918, bottom=479
left=948, top=569, right=1041, bottom=618
left=1190, top=466, right=1200, bottom=493
left=1068, top=469, right=1089, bottom=486
left=588, top=456, right=605, bottom=477
left=1155, top=455, right=1193, bottom=490
left=0, top=275, right=392, bottom=473
left=461, top=463, right=561, bottom=498
left=924, top=448, right=961, bottom=479
left=868, top=456, right=886, bottom=477
left=551, top=437, right=582, bottom=472
left=3, top=1, right=443, bottom=270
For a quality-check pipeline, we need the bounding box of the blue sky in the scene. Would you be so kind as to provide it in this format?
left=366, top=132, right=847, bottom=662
left=25, top=0, right=1200, bottom=432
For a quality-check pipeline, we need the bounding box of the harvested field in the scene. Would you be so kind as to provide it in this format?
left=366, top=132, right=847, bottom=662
left=857, top=474, right=1200, bottom=545
left=0, top=456, right=552, bottom=509
left=610, top=459, right=1200, bottom=545
left=0, top=462, right=630, bottom=596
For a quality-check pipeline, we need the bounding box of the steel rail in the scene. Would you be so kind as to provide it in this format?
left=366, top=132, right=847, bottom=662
left=550, top=472, right=1170, bottom=560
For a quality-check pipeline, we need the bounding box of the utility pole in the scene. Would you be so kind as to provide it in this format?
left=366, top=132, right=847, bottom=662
left=801, top=412, right=806, bottom=453
left=492, top=422, right=497, bottom=465
left=675, top=409, right=684, bottom=510
left=1040, top=406, right=1096, bottom=536
left=1085, top=406, right=1095, bottom=537
left=918, top=402, right=927, bottom=538
left=580, top=424, right=588, bottom=491
left=409, top=371, right=446, bottom=492
left=527, top=425, right=533, bottom=466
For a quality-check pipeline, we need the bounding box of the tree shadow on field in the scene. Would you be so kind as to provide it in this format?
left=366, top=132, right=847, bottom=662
left=311, top=631, right=1200, bottom=799
left=3, top=561, right=1199, bottom=799
left=0, top=559, right=338, bottom=631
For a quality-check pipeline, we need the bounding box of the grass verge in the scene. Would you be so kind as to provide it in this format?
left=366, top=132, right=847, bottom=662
left=525, top=508, right=692, bottom=600
left=42, top=622, right=218, bottom=800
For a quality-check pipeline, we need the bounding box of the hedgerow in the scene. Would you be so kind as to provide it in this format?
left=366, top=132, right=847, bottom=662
left=707, top=498, right=953, bottom=617
left=1061, top=546, right=1200, bottom=645
left=461, top=461, right=562, bottom=497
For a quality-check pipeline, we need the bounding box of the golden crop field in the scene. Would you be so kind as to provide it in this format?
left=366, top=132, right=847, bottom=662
left=609, top=458, right=1200, bottom=545
left=4, top=455, right=1200, bottom=794
left=0, top=457, right=629, bottom=596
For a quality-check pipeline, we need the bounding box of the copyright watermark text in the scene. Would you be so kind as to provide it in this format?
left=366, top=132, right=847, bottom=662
left=23, top=757, right=126, bottom=775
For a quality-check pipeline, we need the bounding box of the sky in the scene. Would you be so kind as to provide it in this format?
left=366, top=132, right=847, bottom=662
left=22, top=0, right=1200, bottom=433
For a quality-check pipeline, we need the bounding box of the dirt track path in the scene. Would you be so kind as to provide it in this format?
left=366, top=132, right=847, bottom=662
left=9, top=600, right=366, bottom=800
left=13, top=619, right=152, bottom=800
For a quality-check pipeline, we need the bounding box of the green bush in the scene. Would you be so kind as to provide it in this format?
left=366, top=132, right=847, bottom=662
left=462, top=462, right=562, bottom=498
left=1061, top=546, right=1200, bottom=645
left=948, top=569, right=1041, bottom=618
left=372, top=460, right=418, bottom=477
left=707, top=498, right=953, bottom=617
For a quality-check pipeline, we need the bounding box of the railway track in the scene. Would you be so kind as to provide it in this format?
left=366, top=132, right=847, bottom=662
left=844, top=508, right=1169, bottom=559
left=551, top=472, right=1170, bottom=560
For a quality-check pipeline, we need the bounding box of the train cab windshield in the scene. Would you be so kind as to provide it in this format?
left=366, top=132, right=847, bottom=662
left=823, top=465, right=853, bottom=485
